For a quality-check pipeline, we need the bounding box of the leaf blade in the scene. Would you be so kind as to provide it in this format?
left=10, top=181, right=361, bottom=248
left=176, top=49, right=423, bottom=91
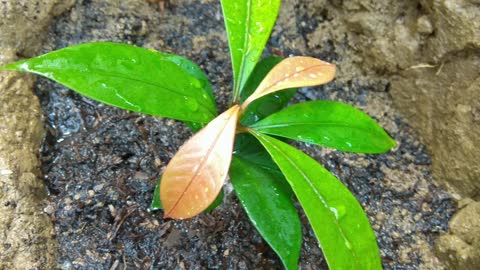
left=221, top=0, right=281, bottom=102
left=1, top=42, right=217, bottom=124
left=239, top=56, right=297, bottom=126
left=162, top=53, right=217, bottom=130
left=250, top=100, right=396, bottom=153
left=242, top=56, right=335, bottom=109
left=150, top=176, right=224, bottom=213
left=230, top=155, right=301, bottom=270
left=161, top=105, right=240, bottom=219
left=251, top=131, right=382, bottom=270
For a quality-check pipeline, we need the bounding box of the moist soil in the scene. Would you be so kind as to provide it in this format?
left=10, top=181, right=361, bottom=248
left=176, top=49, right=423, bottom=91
left=34, top=0, right=454, bottom=269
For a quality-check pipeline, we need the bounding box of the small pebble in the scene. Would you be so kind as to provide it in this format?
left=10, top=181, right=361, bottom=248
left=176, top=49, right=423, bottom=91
left=44, top=205, right=55, bottom=215
left=93, top=184, right=104, bottom=192
left=108, top=204, right=117, bottom=217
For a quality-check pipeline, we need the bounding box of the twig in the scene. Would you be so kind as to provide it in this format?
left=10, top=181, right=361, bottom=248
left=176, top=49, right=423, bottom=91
left=406, top=64, right=436, bottom=70
left=108, top=207, right=136, bottom=241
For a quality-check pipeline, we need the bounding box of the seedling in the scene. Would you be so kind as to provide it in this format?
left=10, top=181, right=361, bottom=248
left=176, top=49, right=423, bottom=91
left=0, top=1, right=395, bottom=269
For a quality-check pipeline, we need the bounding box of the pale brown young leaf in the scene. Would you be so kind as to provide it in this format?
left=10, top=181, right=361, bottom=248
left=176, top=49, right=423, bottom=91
left=160, top=105, right=240, bottom=219
left=241, top=56, right=336, bottom=109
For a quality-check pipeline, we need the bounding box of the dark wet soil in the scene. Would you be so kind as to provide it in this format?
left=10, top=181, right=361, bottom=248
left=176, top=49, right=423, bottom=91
left=35, top=0, right=455, bottom=269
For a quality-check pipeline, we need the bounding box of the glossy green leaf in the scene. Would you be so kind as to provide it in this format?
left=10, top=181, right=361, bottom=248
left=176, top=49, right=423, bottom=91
left=161, top=54, right=217, bottom=131
left=251, top=131, right=382, bottom=270
left=233, top=133, right=292, bottom=194
left=239, top=56, right=297, bottom=126
left=234, top=132, right=291, bottom=172
left=0, top=42, right=217, bottom=124
left=230, top=156, right=301, bottom=270
left=250, top=100, right=396, bottom=153
left=232, top=134, right=299, bottom=269
left=150, top=176, right=224, bottom=213
left=221, top=0, right=281, bottom=103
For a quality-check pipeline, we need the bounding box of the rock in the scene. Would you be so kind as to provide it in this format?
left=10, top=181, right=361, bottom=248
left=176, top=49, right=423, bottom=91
left=0, top=64, right=54, bottom=269
left=0, top=1, right=74, bottom=269
left=394, top=1, right=480, bottom=199
left=425, top=0, right=480, bottom=61
left=303, top=0, right=480, bottom=200
left=0, top=0, right=75, bottom=57
left=392, top=55, right=480, bottom=199
left=416, top=15, right=433, bottom=35
left=436, top=201, right=480, bottom=269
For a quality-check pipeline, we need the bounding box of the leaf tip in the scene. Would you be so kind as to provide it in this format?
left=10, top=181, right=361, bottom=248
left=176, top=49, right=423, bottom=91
left=388, top=136, right=398, bottom=149
left=0, top=63, right=13, bottom=71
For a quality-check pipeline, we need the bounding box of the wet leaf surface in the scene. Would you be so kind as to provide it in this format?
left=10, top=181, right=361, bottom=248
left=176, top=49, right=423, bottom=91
left=250, top=100, right=397, bottom=153
left=221, top=0, right=281, bottom=102
left=1, top=42, right=217, bottom=124
left=239, top=56, right=297, bottom=126
left=160, top=105, right=240, bottom=219
left=252, top=131, right=382, bottom=270
left=242, top=56, right=335, bottom=108
left=150, top=175, right=225, bottom=213
left=230, top=156, right=301, bottom=270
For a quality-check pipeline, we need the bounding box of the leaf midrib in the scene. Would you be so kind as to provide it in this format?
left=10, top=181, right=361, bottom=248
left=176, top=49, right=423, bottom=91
left=233, top=152, right=282, bottom=174
left=39, top=67, right=217, bottom=116
left=165, top=108, right=238, bottom=216
left=259, top=64, right=331, bottom=95
left=253, top=121, right=382, bottom=136
left=235, top=0, right=252, bottom=96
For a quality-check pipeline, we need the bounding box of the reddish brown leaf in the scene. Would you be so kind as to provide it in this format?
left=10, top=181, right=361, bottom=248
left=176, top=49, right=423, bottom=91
left=160, top=105, right=240, bottom=219
left=241, top=57, right=336, bottom=109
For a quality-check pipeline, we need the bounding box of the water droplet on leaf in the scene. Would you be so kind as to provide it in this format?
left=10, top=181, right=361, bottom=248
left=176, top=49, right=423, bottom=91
left=191, top=79, right=202, bottom=89
left=345, top=240, right=352, bottom=250
left=329, top=207, right=339, bottom=219
left=184, top=97, right=199, bottom=112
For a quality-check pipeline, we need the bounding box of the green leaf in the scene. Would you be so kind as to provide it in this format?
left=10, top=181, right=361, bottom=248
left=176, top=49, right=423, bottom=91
left=204, top=189, right=225, bottom=213
left=250, top=131, right=382, bottom=270
left=0, top=42, right=217, bottom=124
left=250, top=100, right=396, bottom=153
left=230, top=156, right=301, bottom=270
left=221, top=0, right=281, bottom=103
left=232, top=133, right=300, bottom=269
left=162, top=53, right=217, bottom=131
left=150, top=176, right=224, bottom=213
left=234, top=133, right=283, bottom=172
left=150, top=176, right=163, bottom=211
left=239, top=56, right=297, bottom=126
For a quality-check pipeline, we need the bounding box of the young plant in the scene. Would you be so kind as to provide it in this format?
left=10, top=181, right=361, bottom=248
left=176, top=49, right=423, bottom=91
left=0, top=1, right=396, bottom=269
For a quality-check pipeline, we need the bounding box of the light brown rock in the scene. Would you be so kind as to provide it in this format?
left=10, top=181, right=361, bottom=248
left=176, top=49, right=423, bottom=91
left=304, top=0, right=480, bottom=201
left=392, top=54, right=480, bottom=199
left=0, top=0, right=75, bottom=57
left=0, top=0, right=74, bottom=269
left=0, top=60, right=54, bottom=270
left=436, top=201, right=480, bottom=269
